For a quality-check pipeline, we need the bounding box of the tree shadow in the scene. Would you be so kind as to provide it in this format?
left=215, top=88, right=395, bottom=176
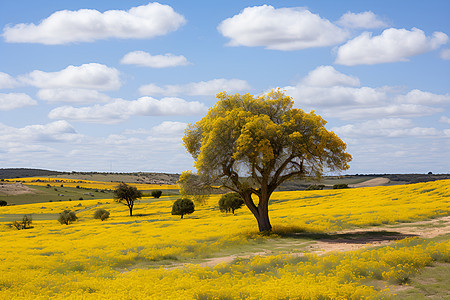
left=274, top=228, right=418, bottom=244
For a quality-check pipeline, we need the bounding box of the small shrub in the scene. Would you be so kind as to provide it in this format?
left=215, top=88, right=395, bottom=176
left=151, top=190, right=163, bottom=198
left=333, top=183, right=349, bottom=189
left=58, top=210, right=77, bottom=225
left=172, top=198, right=195, bottom=219
left=12, top=215, right=32, bottom=230
left=306, top=184, right=325, bottom=190
left=0, top=200, right=7, bottom=206
left=94, top=208, right=110, bottom=221
left=79, top=197, right=83, bottom=200
left=219, top=193, right=244, bottom=214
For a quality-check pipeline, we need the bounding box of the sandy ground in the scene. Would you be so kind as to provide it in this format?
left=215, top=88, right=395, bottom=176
left=349, top=177, right=390, bottom=188
left=0, top=183, right=37, bottom=195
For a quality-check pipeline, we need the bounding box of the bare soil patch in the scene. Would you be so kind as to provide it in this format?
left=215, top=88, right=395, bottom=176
left=0, top=183, right=37, bottom=196
left=349, top=177, right=390, bottom=188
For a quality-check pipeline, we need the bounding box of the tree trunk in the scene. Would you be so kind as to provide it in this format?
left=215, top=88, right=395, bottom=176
left=242, top=191, right=272, bottom=232
left=181, top=214, right=184, bottom=219
left=129, top=204, right=133, bottom=216
left=256, top=200, right=272, bottom=232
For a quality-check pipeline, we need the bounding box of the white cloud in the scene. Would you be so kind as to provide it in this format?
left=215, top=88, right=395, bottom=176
left=19, top=63, right=121, bottom=90
left=279, top=66, right=448, bottom=120
left=217, top=5, right=348, bottom=50
left=0, top=120, right=82, bottom=143
left=335, top=28, right=448, bottom=65
left=337, top=11, right=388, bottom=29
left=440, top=116, right=450, bottom=124
left=301, top=65, right=360, bottom=87
left=0, top=93, right=37, bottom=110
left=125, top=121, right=188, bottom=136
left=48, top=97, right=208, bottom=124
left=332, top=118, right=440, bottom=138
left=120, top=51, right=190, bottom=68
left=396, top=89, right=450, bottom=105
left=327, top=104, right=442, bottom=120
left=440, top=49, right=450, bottom=60
left=284, top=85, right=385, bottom=107
left=3, top=3, right=186, bottom=44
left=140, top=78, right=250, bottom=96
left=152, top=121, right=187, bottom=136
left=37, top=88, right=111, bottom=104
left=0, top=72, right=18, bottom=88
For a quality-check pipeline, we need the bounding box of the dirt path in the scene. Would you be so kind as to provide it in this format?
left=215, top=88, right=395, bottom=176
left=181, top=216, right=450, bottom=268
left=349, top=177, right=390, bottom=188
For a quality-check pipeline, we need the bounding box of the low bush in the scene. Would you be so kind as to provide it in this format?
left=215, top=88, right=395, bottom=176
left=333, top=183, right=349, bottom=189
left=58, top=210, right=77, bottom=225
left=12, top=215, right=32, bottom=230
left=94, top=208, right=110, bottom=221
left=306, top=184, right=325, bottom=190
left=0, top=200, right=7, bottom=206
left=151, top=190, right=163, bottom=198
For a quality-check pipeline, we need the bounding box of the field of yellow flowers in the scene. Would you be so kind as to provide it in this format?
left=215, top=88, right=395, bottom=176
left=0, top=179, right=448, bottom=299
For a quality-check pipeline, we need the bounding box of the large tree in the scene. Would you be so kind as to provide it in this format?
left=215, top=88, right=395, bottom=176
left=113, top=182, right=142, bottom=216
left=182, top=90, right=352, bottom=232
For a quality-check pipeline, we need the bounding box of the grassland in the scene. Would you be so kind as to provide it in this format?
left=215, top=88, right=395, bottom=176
left=0, top=179, right=448, bottom=299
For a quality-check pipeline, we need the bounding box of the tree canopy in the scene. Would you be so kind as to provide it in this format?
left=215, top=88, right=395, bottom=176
left=171, top=198, right=195, bottom=219
left=182, top=90, right=351, bottom=232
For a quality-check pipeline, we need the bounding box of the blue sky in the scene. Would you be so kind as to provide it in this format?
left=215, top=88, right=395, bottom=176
left=0, top=0, right=449, bottom=174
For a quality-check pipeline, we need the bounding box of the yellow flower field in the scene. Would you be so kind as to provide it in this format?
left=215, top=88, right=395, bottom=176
left=0, top=179, right=448, bottom=299
left=6, top=177, right=179, bottom=191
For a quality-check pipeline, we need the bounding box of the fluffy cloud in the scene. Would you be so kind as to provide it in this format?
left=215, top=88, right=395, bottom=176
left=0, top=93, right=37, bottom=110
left=440, top=49, right=450, bottom=60
left=0, top=120, right=82, bottom=143
left=151, top=121, right=188, bottom=135
left=140, top=78, right=250, bottom=96
left=37, top=88, right=111, bottom=104
left=120, top=51, right=190, bottom=68
left=3, top=3, right=185, bottom=44
left=301, top=65, right=360, bottom=87
left=0, top=72, right=18, bottom=88
left=327, top=104, right=442, bottom=120
left=218, top=5, right=348, bottom=50
left=395, top=89, right=450, bottom=105
left=335, top=28, right=448, bottom=65
left=440, top=116, right=450, bottom=124
left=20, top=63, right=121, bottom=90
left=337, top=11, right=387, bottom=29
left=48, top=97, right=207, bottom=124
left=332, top=118, right=440, bottom=138
left=280, top=65, right=447, bottom=120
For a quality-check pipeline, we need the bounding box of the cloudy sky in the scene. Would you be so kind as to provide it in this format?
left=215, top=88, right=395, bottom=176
left=0, top=0, right=449, bottom=174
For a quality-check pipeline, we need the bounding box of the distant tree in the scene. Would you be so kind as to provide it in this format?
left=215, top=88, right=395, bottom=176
left=151, top=190, right=163, bottom=198
left=171, top=198, right=195, bottom=219
left=219, top=193, right=244, bottom=214
left=306, top=184, right=325, bottom=190
left=333, top=183, right=349, bottom=189
left=58, top=210, right=77, bottom=225
left=0, top=200, right=7, bottom=206
left=94, top=208, right=110, bottom=221
left=113, top=182, right=142, bottom=216
left=181, top=90, right=351, bottom=232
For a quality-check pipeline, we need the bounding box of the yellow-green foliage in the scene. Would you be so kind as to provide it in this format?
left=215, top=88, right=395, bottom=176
left=0, top=180, right=448, bottom=299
